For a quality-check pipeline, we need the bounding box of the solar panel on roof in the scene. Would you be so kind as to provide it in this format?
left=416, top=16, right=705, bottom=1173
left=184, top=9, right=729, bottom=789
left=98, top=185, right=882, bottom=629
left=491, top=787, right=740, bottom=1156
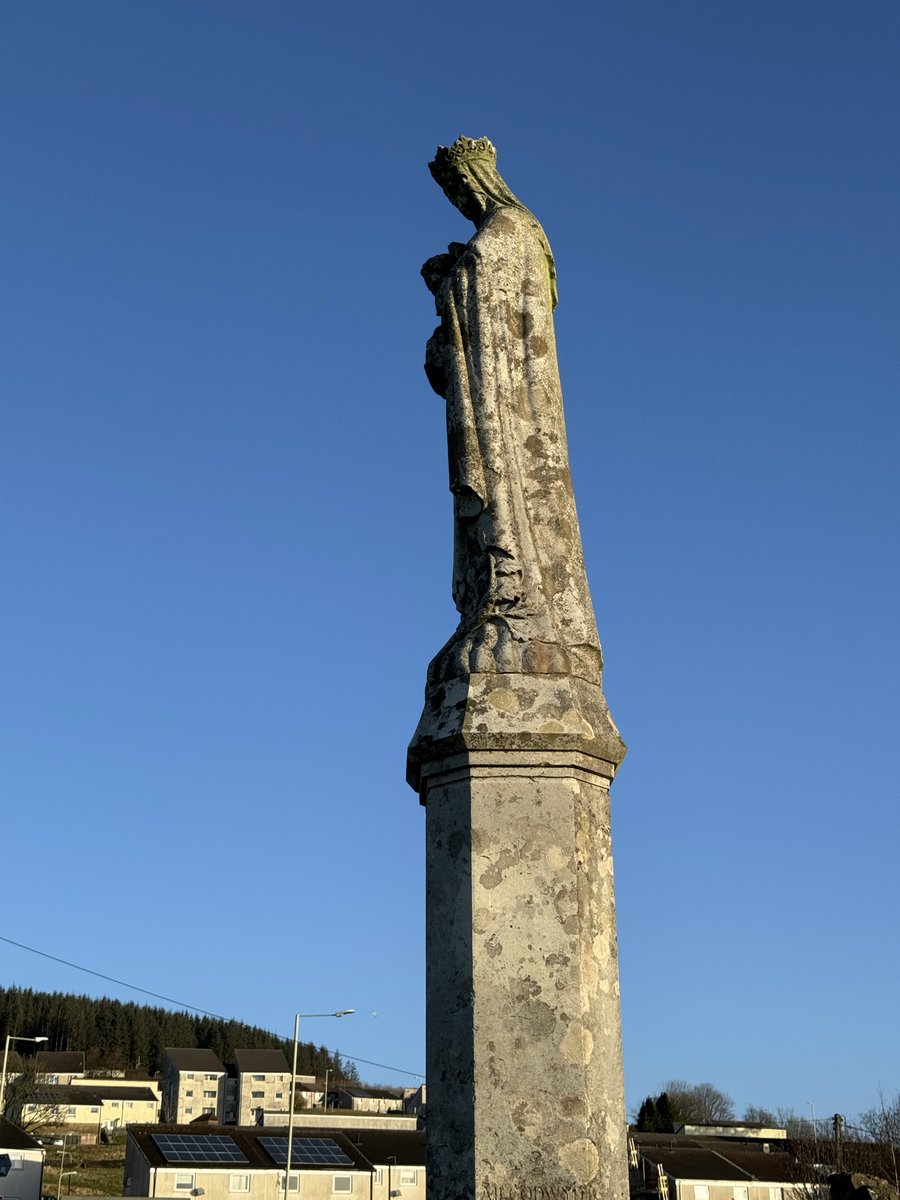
left=151, top=1134, right=249, bottom=1164
left=259, top=1136, right=354, bottom=1168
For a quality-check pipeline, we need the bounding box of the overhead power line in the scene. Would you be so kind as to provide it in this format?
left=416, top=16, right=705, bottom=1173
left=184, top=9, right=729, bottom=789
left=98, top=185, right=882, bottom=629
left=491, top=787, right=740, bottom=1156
left=0, top=933, right=424, bottom=1080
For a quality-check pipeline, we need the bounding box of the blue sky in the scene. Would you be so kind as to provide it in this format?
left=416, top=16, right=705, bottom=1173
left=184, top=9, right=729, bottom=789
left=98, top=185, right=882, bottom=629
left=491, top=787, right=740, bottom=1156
left=2, top=1, right=897, bottom=1122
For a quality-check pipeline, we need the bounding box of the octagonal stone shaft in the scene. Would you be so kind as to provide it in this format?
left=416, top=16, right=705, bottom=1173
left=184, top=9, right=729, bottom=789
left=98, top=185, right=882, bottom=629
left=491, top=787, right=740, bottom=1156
left=423, top=751, right=628, bottom=1200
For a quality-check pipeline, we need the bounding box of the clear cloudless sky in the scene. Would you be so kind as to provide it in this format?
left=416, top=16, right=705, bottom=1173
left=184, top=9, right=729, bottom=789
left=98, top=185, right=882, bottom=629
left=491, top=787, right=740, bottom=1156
left=2, top=0, right=897, bottom=1122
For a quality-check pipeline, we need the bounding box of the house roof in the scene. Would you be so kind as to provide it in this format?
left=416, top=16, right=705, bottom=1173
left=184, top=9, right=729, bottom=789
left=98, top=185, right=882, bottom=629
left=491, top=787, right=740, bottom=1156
left=26, top=1084, right=157, bottom=1105
left=93, top=1087, right=159, bottom=1102
left=634, top=1136, right=802, bottom=1185
left=338, top=1129, right=426, bottom=1168
left=163, top=1048, right=226, bottom=1073
left=128, top=1125, right=373, bottom=1173
left=0, top=1118, right=43, bottom=1151
left=233, top=1050, right=289, bottom=1075
left=35, top=1051, right=85, bottom=1073
left=29, top=1086, right=105, bottom=1106
left=339, top=1087, right=405, bottom=1101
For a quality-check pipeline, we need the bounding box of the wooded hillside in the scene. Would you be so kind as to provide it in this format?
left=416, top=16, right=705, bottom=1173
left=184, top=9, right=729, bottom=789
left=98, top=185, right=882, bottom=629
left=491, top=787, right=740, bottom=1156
left=0, top=985, right=358, bottom=1080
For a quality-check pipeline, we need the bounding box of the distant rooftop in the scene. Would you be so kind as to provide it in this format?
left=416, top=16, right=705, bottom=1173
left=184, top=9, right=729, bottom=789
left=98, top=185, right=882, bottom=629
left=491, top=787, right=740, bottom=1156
left=35, top=1051, right=85, bottom=1073
left=339, top=1086, right=406, bottom=1101
left=233, top=1049, right=289, bottom=1074
left=0, top=1117, right=43, bottom=1151
left=163, top=1048, right=226, bottom=1073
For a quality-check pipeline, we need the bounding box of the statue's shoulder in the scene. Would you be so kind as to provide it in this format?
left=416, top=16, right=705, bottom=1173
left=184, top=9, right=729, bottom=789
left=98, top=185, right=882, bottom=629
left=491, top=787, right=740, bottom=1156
left=482, top=205, right=534, bottom=236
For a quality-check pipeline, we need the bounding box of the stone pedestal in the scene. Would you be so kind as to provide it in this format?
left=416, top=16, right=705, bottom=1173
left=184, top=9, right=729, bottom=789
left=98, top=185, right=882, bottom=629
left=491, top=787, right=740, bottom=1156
left=409, top=673, right=627, bottom=1200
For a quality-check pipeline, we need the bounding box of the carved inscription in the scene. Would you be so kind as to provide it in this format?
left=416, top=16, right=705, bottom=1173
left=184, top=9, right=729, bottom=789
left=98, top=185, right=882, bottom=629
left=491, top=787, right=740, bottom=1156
left=481, top=1185, right=600, bottom=1200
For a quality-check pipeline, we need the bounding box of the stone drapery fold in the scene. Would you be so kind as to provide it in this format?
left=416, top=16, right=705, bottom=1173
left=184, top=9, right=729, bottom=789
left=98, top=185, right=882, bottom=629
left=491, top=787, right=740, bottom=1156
left=428, top=204, right=602, bottom=686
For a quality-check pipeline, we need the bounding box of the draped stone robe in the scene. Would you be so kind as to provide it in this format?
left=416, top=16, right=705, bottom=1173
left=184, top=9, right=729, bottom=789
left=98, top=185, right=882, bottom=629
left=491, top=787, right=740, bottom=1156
left=424, top=204, right=603, bottom=688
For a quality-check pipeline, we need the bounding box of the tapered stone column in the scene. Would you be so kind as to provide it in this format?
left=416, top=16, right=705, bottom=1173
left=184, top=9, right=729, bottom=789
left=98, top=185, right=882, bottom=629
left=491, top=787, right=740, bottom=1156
left=409, top=136, right=628, bottom=1200
left=409, top=675, right=627, bottom=1200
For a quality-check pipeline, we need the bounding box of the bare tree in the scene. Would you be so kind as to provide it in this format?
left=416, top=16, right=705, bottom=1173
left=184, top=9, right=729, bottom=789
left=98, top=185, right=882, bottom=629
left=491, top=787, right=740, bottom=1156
left=660, top=1079, right=735, bottom=1123
left=2, top=1063, right=66, bottom=1134
left=858, top=1091, right=900, bottom=1150
left=745, top=1105, right=778, bottom=1125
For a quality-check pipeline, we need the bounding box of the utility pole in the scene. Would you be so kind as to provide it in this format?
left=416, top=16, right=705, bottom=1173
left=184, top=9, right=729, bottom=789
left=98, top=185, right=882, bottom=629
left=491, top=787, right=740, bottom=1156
left=833, top=1113, right=843, bottom=1173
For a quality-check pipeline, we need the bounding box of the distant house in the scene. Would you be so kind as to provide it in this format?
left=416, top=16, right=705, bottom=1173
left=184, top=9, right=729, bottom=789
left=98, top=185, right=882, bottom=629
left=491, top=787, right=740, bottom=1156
left=629, top=1129, right=809, bottom=1200
left=33, top=1052, right=85, bottom=1085
left=342, top=1128, right=426, bottom=1200
left=334, top=1087, right=406, bottom=1115
left=230, top=1050, right=291, bottom=1126
left=20, top=1084, right=159, bottom=1141
left=402, top=1085, right=426, bottom=1118
left=295, top=1076, right=324, bottom=1111
left=0, top=1118, right=45, bottom=1200
left=124, top=1124, right=375, bottom=1200
left=161, top=1049, right=227, bottom=1125
left=674, top=1124, right=788, bottom=1142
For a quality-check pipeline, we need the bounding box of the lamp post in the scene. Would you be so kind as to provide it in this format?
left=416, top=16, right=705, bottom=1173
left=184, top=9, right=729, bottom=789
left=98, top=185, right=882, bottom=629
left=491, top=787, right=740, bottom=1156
left=0, top=1033, right=49, bottom=1116
left=283, top=1010, right=354, bottom=1200
left=56, top=1170, right=76, bottom=1200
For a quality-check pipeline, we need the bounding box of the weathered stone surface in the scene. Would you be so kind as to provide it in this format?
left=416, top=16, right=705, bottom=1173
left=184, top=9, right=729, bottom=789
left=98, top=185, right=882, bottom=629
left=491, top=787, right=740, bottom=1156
left=409, top=136, right=627, bottom=1200
left=423, top=753, right=627, bottom=1200
left=417, top=136, right=604, bottom=692
left=408, top=671, right=624, bottom=795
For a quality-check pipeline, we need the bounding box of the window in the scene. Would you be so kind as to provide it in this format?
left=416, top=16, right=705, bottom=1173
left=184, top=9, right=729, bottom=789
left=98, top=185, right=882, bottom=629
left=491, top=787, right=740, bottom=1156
left=203, top=1107, right=214, bottom=1116
left=10, top=1157, right=23, bottom=1171
left=230, top=1176, right=250, bottom=1193
left=126, top=1102, right=133, bottom=1109
left=287, top=1175, right=300, bottom=1193
left=175, top=1175, right=194, bottom=1191
left=400, top=1170, right=417, bottom=1187
left=252, top=1075, right=265, bottom=1082
left=184, top=1107, right=193, bottom=1115
left=694, top=1188, right=709, bottom=1200
left=185, top=1090, right=194, bottom=1097
left=374, top=1170, right=383, bottom=1186
left=67, top=1107, right=76, bottom=1116
left=333, top=1177, right=352, bottom=1195
left=251, top=1091, right=264, bottom=1099
left=204, top=1073, right=217, bottom=1080
left=90, top=1106, right=100, bottom=1113
left=275, top=1092, right=284, bottom=1100
left=203, top=1090, right=216, bottom=1098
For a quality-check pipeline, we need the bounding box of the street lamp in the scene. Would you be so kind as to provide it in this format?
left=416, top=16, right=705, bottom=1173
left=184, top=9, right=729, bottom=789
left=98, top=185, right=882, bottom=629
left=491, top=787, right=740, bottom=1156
left=56, top=1169, right=76, bottom=1200
left=283, top=1010, right=354, bottom=1200
left=0, top=1033, right=49, bottom=1116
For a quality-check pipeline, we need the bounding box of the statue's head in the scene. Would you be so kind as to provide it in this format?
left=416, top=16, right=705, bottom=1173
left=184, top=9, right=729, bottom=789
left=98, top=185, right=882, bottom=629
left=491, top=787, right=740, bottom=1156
left=428, top=135, right=558, bottom=307
left=429, top=136, right=502, bottom=221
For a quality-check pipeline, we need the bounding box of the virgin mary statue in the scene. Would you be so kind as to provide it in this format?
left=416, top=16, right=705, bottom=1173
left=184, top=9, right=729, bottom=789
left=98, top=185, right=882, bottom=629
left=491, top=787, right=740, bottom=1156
left=422, top=136, right=604, bottom=689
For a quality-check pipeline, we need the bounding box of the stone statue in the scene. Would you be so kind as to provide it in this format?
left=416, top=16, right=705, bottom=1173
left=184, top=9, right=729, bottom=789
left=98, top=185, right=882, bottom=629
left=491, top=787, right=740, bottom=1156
left=421, top=135, right=603, bottom=688
left=410, top=139, right=629, bottom=1200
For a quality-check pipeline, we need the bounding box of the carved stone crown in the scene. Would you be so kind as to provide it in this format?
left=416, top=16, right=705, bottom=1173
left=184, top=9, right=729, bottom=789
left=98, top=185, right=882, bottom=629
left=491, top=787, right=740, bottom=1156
left=430, top=136, right=496, bottom=186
